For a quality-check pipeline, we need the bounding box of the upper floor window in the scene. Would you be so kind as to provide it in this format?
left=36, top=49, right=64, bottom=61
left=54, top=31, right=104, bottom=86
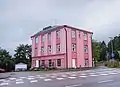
left=85, top=59, right=89, bottom=66
left=48, top=45, right=51, bottom=53
left=56, top=44, right=60, bottom=52
left=84, top=45, right=88, bottom=53
left=48, top=33, right=51, bottom=41
left=72, top=43, right=76, bottom=52
left=34, top=48, right=38, bottom=56
left=84, top=33, right=87, bottom=40
left=41, top=46, right=44, bottom=54
left=35, top=37, right=39, bottom=44
left=41, top=35, right=45, bottom=42
left=56, top=30, right=60, bottom=39
left=71, top=30, right=76, bottom=38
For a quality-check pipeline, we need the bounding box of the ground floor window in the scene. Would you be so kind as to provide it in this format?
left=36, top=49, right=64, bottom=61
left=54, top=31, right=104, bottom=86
left=41, top=60, right=45, bottom=66
left=49, top=60, right=52, bottom=67
left=85, top=59, right=89, bottom=66
left=57, top=59, right=61, bottom=66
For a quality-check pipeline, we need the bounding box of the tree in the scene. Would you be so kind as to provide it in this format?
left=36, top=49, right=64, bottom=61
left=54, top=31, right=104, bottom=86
left=0, top=47, right=13, bottom=71
left=92, top=40, right=101, bottom=62
left=100, top=41, right=107, bottom=61
left=14, top=44, right=32, bottom=69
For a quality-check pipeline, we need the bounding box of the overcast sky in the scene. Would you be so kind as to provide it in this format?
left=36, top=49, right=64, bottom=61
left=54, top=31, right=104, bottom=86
left=1, top=0, right=120, bottom=55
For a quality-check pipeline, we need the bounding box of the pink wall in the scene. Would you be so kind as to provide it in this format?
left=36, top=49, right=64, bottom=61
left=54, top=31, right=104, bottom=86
left=51, top=31, right=56, bottom=54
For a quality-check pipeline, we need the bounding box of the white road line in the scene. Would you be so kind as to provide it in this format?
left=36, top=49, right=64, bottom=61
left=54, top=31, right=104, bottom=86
left=28, top=76, right=35, bottom=78
left=16, top=81, right=24, bottom=84
left=70, top=74, right=77, bottom=76
left=79, top=76, right=87, bottom=78
left=50, top=76, right=56, bottom=78
left=89, top=75, right=98, bottom=77
left=100, top=74, right=109, bottom=76
left=27, top=78, right=35, bottom=80
left=9, top=78, right=16, bottom=80
left=61, top=75, right=67, bottom=77
left=44, top=79, right=52, bottom=81
left=20, top=77, right=26, bottom=79
left=68, top=77, right=76, bottom=79
left=56, top=78, right=64, bottom=80
left=109, top=72, right=118, bottom=75
left=80, top=74, right=87, bottom=75
left=30, top=80, right=38, bottom=83
left=0, top=83, right=9, bottom=86
left=38, top=77, right=46, bottom=79
left=0, top=79, right=5, bottom=81
left=3, top=80, right=10, bottom=82
left=98, top=80, right=113, bottom=83
left=16, top=79, right=23, bottom=81
left=65, top=84, right=82, bottom=87
left=36, top=75, right=41, bottom=77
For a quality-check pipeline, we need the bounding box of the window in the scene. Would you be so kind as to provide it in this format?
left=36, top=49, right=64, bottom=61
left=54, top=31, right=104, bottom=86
left=41, top=35, right=45, bottom=42
left=85, top=59, right=89, bottom=66
left=35, top=48, right=38, bottom=56
left=48, top=45, right=51, bottom=53
left=71, top=30, right=76, bottom=38
left=56, top=30, right=60, bottom=39
left=41, top=46, right=44, bottom=54
left=84, top=33, right=87, bottom=40
left=72, top=43, right=76, bottom=52
left=48, top=60, right=52, bottom=67
left=84, top=45, right=88, bottom=53
left=48, top=33, right=51, bottom=41
left=35, top=37, right=39, bottom=44
left=41, top=60, right=45, bottom=66
left=56, top=44, right=60, bottom=52
left=57, top=59, right=61, bottom=66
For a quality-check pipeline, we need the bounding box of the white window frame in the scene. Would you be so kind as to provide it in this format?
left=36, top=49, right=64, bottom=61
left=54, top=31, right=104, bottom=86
left=35, top=37, right=39, bottom=44
left=72, top=43, right=76, bottom=52
left=48, top=33, right=51, bottom=41
left=71, top=30, right=76, bottom=38
left=56, top=44, right=60, bottom=52
left=84, top=45, right=88, bottom=53
left=41, top=35, right=45, bottom=42
left=84, top=33, right=87, bottom=40
left=48, top=45, right=51, bottom=53
left=56, top=30, right=60, bottom=39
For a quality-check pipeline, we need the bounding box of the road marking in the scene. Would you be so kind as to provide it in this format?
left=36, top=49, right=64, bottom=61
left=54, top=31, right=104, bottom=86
left=79, top=75, right=87, bottom=78
left=89, top=75, right=98, bottom=77
left=61, top=75, right=67, bottom=77
left=68, top=77, right=76, bottom=79
left=56, top=78, right=64, bottom=80
left=70, top=74, right=77, bottom=76
left=100, top=74, right=109, bottom=76
left=38, top=77, right=46, bottom=79
left=28, top=76, right=35, bottom=78
left=3, top=80, right=10, bottom=82
left=44, top=79, right=52, bottom=81
left=80, top=74, right=86, bottom=75
left=30, top=80, right=38, bottom=83
left=16, top=81, right=24, bottom=84
left=16, top=79, right=23, bottom=81
left=27, top=78, right=35, bottom=80
left=9, top=78, right=16, bottom=80
left=0, top=83, right=8, bottom=86
left=65, top=84, right=82, bottom=87
left=0, top=79, right=6, bottom=82
left=50, top=76, right=56, bottom=78
left=98, top=80, right=113, bottom=83
left=20, top=77, right=26, bottom=79
left=109, top=72, right=118, bottom=75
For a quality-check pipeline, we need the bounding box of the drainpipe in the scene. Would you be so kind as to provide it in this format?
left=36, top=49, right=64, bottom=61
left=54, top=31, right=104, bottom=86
left=64, top=27, right=68, bottom=69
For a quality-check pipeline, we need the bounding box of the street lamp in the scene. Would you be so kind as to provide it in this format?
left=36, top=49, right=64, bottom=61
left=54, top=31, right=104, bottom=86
left=109, top=37, right=114, bottom=60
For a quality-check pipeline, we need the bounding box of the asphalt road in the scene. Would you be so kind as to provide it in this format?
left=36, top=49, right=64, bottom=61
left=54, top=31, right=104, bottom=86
left=0, top=68, right=120, bottom=87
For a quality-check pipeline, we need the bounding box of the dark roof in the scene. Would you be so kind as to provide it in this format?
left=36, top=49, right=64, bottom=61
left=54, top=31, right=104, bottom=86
left=31, top=25, right=93, bottom=38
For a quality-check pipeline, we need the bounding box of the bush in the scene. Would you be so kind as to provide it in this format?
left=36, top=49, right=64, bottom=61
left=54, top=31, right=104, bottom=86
left=106, top=60, right=120, bottom=68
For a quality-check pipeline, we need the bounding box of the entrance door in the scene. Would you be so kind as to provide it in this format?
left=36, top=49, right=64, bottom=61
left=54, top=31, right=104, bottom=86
left=35, top=60, right=39, bottom=68
left=72, top=59, right=76, bottom=68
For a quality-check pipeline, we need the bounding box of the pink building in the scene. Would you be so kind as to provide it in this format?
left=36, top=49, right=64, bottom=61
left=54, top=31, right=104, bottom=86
left=31, top=25, right=93, bottom=69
